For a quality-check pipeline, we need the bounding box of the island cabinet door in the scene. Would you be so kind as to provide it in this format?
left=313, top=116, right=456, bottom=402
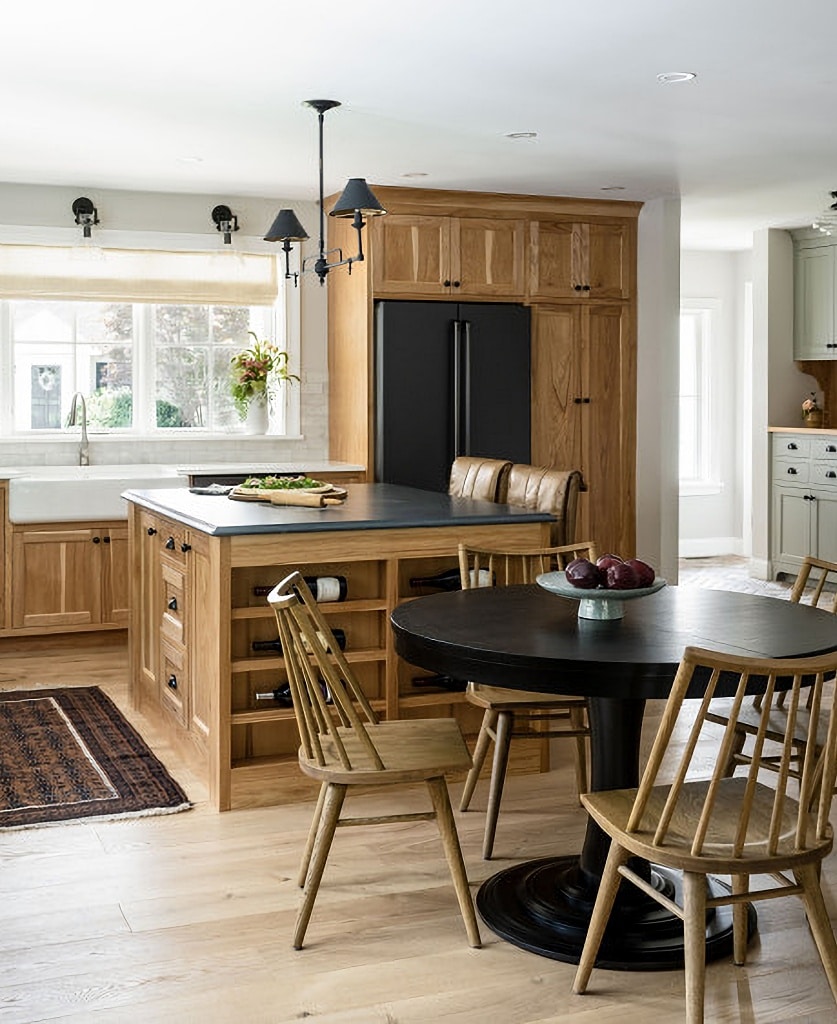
left=11, top=526, right=104, bottom=629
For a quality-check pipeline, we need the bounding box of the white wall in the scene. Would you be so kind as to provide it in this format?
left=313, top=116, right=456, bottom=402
left=0, top=182, right=331, bottom=468
left=636, top=197, right=681, bottom=583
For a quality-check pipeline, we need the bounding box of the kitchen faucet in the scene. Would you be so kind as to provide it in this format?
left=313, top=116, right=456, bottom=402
left=66, top=392, right=89, bottom=466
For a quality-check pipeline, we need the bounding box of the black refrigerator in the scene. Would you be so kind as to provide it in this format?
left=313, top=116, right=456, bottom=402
left=375, top=300, right=531, bottom=493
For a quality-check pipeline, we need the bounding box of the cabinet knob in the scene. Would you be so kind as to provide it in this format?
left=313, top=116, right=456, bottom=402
left=573, top=284, right=583, bottom=292
left=804, top=494, right=816, bottom=501
left=180, top=542, right=191, bottom=553
left=582, top=397, right=591, bottom=403
left=452, top=280, right=461, bottom=288
left=165, top=537, right=175, bottom=550
left=167, top=674, right=178, bottom=690
left=168, top=597, right=178, bottom=610
left=92, top=536, right=101, bottom=543
left=582, top=284, right=591, bottom=291
left=147, top=527, right=157, bottom=536
left=574, top=397, right=582, bottom=404
left=443, top=279, right=451, bottom=287
left=103, top=536, right=111, bottom=544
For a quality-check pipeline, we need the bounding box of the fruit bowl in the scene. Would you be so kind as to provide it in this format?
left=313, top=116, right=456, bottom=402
left=536, top=571, right=667, bottom=620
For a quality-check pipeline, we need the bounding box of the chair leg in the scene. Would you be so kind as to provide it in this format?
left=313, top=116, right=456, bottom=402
left=794, top=863, right=837, bottom=1003
left=723, top=729, right=747, bottom=777
left=426, top=775, right=482, bottom=948
left=293, top=782, right=346, bottom=950
left=731, top=873, right=749, bottom=965
left=460, top=709, right=498, bottom=811
left=682, top=871, right=707, bottom=1024
left=483, top=710, right=513, bottom=860
left=570, top=704, right=588, bottom=800
left=573, top=841, right=630, bottom=994
left=298, top=781, right=328, bottom=888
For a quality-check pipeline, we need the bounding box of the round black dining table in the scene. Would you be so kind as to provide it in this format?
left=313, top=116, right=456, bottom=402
left=390, top=584, right=837, bottom=970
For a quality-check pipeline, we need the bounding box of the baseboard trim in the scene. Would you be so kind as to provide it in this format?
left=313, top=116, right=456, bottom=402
left=679, top=537, right=744, bottom=558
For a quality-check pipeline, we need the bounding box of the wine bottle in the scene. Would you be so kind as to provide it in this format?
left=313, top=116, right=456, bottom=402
left=408, top=568, right=493, bottom=591
left=255, top=685, right=294, bottom=706
left=252, top=628, right=346, bottom=654
left=411, top=674, right=467, bottom=692
left=252, top=575, right=348, bottom=602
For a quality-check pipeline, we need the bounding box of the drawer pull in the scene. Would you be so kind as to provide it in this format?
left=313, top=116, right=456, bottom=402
left=167, top=674, right=178, bottom=690
left=147, top=527, right=157, bottom=536
left=828, top=446, right=837, bottom=453
left=828, top=472, right=836, bottom=479
left=788, top=443, right=798, bottom=450
left=180, top=542, right=192, bottom=553
left=804, top=494, right=816, bottom=501
left=787, top=467, right=798, bottom=474
left=168, top=597, right=178, bottom=611
left=165, top=537, right=175, bottom=550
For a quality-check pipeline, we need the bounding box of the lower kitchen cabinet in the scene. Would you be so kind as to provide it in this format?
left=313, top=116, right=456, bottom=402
left=771, top=432, right=837, bottom=575
left=10, top=521, right=128, bottom=631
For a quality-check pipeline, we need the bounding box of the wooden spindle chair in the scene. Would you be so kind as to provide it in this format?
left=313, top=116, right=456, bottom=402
left=573, top=644, right=837, bottom=1024
left=457, top=541, right=595, bottom=859
left=707, top=555, right=837, bottom=784
left=267, top=571, right=481, bottom=950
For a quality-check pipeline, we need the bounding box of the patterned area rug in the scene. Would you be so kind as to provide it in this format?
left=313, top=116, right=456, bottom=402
left=0, top=686, right=191, bottom=830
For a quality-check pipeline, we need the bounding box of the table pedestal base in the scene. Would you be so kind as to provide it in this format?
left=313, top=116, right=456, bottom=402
left=476, top=856, right=756, bottom=971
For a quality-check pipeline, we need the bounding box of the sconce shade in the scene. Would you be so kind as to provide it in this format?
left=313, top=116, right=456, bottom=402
left=264, top=209, right=310, bottom=242
left=330, top=178, right=386, bottom=219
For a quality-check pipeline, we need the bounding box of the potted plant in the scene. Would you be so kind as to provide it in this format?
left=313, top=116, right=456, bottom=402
left=230, top=332, right=299, bottom=432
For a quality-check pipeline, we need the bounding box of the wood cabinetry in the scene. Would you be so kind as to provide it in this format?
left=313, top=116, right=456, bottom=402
left=10, top=521, right=128, bottom=631
left=794, top=241, right=837, bottom=360
left=530, top=304, right=636, bottom=554
left=371, top=213, right=525, bottom=298
left=771, top=432, right=837, bottom=575
left=129, top=496, right=549, bottom=810
left=328, top=185, right=641, bottom=554
left=528, top=219, right=634, bottom=301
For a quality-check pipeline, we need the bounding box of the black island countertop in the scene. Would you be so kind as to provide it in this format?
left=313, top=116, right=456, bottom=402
left=122, top=482, right=555, bottom=537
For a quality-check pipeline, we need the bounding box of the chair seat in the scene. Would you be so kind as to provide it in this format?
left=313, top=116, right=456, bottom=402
left=465, top=683, right=586, bottom=711
left=583, top=777, right=833, bottom=874
left=298, top=717, right=474, bottom=785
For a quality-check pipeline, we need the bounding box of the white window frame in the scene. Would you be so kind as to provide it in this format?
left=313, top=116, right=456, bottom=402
left=679, top=299, right=721, bottom=495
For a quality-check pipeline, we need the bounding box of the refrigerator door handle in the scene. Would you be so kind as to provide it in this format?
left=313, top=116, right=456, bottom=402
left=462, top=319, right=472, bottom=455
left=453, top=319, right=462, bottom=456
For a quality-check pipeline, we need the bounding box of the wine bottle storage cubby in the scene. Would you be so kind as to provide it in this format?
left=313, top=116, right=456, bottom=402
left=233, top=560, right=388, bottom=608
left=399, top=556, right=461, bottom=596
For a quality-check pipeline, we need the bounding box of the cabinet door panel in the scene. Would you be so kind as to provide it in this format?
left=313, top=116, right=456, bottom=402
left=12, top=528, right=102, bottom=628
left=529, top=221, right=576, bottom=299
left=530, top=305, right=583, bottom=469
left=794, top=247, right=835, bottom=359
left=772, top=488, right=813, bottom=570
left=813, top=490, right=837, bottom=563
left=104, top=526, right=129, bottom=625
left=587, top=222, right=630, bottom=299
left=372, top=215, right=451, bottom=295
left=455, top=218, right=525, bottom=297
left=583, top=306, right=634, bottom=553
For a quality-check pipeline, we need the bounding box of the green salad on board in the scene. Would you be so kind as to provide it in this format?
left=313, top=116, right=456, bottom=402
left=240, top=475, right=325, bottom=490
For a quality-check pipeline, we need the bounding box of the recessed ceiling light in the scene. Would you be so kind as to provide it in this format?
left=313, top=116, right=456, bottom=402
left=177, top=156, right=204, bottom=164
left=601, top=186, right=626, bottom=191
left=656, top=72, right=697, bottom=84
left=505, top=131, right=538, bottom=140
left=401, top=172, right=429, bottom=178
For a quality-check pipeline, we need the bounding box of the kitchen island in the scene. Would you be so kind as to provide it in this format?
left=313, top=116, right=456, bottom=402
left=125, top=483, right=554, bottom=810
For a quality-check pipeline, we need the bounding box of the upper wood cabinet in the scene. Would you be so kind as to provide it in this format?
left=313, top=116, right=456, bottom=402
left=528, top=219, right=634, bottom=301
left=793, top=242, right=837, bottom=360
left=371, top=214, right=525, bottom=299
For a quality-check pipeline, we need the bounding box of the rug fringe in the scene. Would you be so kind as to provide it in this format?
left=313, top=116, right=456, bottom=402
left=0, top=801, right=193, bottom=832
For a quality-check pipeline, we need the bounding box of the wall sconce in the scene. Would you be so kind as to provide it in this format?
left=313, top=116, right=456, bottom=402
left=813, top=191, right=837, bottom=235
left=264, top=99, right=386, bottom=286
left=72, top=197, right=99, bottom=238
left=211, top=204, right=239, bottom=244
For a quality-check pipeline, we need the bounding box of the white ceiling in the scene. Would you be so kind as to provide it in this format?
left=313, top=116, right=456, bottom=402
left=4, top=0, right=836, bottom=250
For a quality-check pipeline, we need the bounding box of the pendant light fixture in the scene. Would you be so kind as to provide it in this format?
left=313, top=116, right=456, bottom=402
left=813, top=191, right=837, bottom=235
left=264, top=99, right=386, bottom=286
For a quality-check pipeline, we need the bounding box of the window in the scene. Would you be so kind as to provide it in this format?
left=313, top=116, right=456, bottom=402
left=679, top=303, right=718, bottom=491
left=8, top=299, right=277, bottom=433
left=0, top=243, right=295, bottom=437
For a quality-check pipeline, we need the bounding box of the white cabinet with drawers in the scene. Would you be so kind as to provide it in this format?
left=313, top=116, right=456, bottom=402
left=771, top=432, right=837, bottom=576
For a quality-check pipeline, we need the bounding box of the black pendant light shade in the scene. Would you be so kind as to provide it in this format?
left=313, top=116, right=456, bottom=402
left=264, top=99, right=386, bottom=285
left=330, top=178, right=386, bottom=219
left=264, top=209, right=309, bottom=243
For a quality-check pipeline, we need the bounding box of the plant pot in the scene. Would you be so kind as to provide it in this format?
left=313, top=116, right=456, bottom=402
left=803, top=411, right=824, bottom=429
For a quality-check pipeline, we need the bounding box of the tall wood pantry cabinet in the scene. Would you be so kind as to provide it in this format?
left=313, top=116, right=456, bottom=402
left=326, top=186, right=640, bottom=555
